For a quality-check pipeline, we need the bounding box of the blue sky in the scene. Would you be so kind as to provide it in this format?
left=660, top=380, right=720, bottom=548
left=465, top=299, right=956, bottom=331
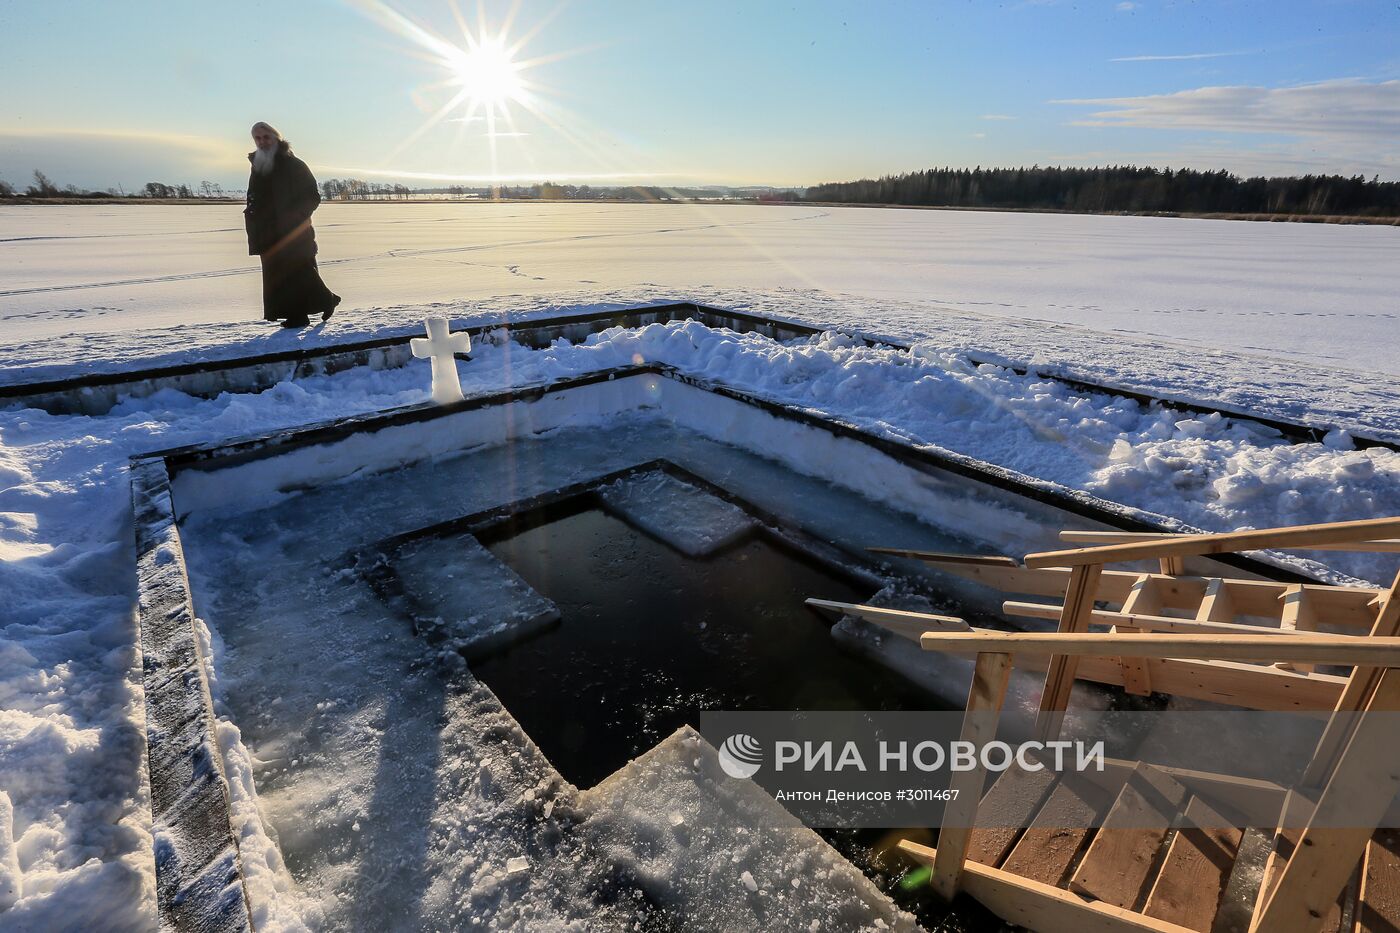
left=2, top=0, right=1399, bottom=190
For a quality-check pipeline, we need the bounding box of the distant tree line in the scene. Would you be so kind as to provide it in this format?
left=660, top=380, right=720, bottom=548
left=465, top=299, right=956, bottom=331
left=805, top=165, right=1400, bottom=217
left=0, top=170, right=231, bottom=200
left=319, top=178, right=415, bottom=200
left=313, top=178, right=801, bottom=201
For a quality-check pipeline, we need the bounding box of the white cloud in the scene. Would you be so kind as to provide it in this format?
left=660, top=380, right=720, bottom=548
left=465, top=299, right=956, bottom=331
left=1055, top=78, right=1400, bottom=142
left=980, top=114, right=1016, bottom=121
left=1110, top=50, right=1247, bottom=62
left=971, top=132, right=987, bottom=139
left=1115, top=2, right=1137, bottom=11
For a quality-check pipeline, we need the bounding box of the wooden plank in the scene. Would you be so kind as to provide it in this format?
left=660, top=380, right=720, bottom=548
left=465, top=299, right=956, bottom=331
left=803, top=598, right=970, bottom=641
left=1005, top=602, right=1301, bottom=637
left=1025, top=517, right=1400, bottom=569
left=913, top=639, right=1346, bottom=714
left=1161, top=556, right=1188, bottom=575
left=1356, top=830, right=1400, bottom=933
left=1059, top=531, right=1400, bottom=554
left=933, top=651, right=1014, bottom=901
left=1250, top=668, right=1400, bottom=933
left=927, top=560, right=1382, bottom=629
left=1001, top=777, right=1105, bottom=886
left=865, top=547, right=1020, bottom=566
left=919, top=630, right=1400, bottom=667
left=1069, top=656, right=1346, bottom=713
left=900, top=840, right=1200, bottom=933
left=966, top=763, right=1060, bottom=868
left=1071, top=764, right=1190, bottom=909
left=1302, top=571, right=1400, bottom=788
left=1118, top=575, right=1161, bottom=696
left=1144, top=797, right=1244, bottom=932
left=1089, top=761, right=1286, bottom=829
left=1036, top=563, right=1104, bottom=743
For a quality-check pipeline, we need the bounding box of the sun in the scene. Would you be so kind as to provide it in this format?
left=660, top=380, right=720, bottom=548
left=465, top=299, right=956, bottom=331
left=447, top=36, right=526, bottom=108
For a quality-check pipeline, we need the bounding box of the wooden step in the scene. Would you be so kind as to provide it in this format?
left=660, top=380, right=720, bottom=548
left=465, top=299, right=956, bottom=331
left=965, top=761, right=1059, bottom=868
left=1142, top=796, right=1243, bottom=932
left=1000, top=775, right=1105, bottom=887
left=1069, top=763, right=1189, bottom=909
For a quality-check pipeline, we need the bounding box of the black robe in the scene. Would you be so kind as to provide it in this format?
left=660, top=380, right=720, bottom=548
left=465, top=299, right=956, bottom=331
left=245, top=141, right=336, bottom=321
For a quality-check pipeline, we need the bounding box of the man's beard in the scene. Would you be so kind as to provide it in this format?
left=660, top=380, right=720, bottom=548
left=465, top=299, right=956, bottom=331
left=252, top=145, right=277, bottom=175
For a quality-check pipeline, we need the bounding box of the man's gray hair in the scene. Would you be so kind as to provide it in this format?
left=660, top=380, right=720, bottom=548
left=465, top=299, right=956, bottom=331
left=251, top=121, right=283, bottom=140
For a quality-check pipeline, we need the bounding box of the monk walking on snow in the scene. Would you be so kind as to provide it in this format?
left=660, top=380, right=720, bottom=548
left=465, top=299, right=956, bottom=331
left=245, top=122, right=340, bottom=328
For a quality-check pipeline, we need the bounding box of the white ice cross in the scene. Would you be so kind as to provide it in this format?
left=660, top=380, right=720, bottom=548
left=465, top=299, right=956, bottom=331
left=411, top=317, right=472, bottom=404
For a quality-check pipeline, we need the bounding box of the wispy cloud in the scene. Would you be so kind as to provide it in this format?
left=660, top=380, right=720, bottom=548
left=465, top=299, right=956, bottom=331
left=980, top=114, right=1016, bottom=121
left=1055, top=78, right=1400, bottom=139
left=1110, top=50, right=1248, bottom=63
left=1052, top=78, right=1400, bottom=177
left=1115, top=2, right=1137, bottom=11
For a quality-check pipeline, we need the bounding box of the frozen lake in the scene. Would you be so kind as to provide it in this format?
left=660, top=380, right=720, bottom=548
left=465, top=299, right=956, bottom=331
left=2, top=201, right=1397, bottom=375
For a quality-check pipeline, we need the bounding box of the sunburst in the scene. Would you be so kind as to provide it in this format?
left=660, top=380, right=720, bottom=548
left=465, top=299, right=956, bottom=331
left=347, top=0, right=569, bottom=181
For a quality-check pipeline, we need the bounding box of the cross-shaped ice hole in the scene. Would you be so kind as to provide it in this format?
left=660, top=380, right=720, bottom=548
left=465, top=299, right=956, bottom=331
left=411, top=317, right=472, bottom=404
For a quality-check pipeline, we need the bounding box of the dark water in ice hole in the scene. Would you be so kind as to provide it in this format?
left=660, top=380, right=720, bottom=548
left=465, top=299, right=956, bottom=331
left=470, top=506, right=998, bottom=930
left=473, top=506, right=951, bottom=788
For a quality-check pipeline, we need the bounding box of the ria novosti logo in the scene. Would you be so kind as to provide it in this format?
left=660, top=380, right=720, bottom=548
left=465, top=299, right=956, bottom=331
left=718, top=733, right=763, bottom=779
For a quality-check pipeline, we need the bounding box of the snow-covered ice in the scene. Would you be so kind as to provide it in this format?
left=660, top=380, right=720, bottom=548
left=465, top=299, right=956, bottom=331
left=1, top=201, right=1398, bottom=929
left=3, top=203, right=1397, bottom=378
left=3, top=203, right=1399, bottom=441
left=390, top=533, right=560, bottom=658
left=578, top=726, right=919, bottom=931
left=597, top=470, right=757, bottom=557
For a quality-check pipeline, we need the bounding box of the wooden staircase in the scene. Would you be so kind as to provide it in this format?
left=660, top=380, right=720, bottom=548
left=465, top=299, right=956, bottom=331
left=903, top=761, right=1400, bottom=933
left=814, top=517, right=1400, bottom=933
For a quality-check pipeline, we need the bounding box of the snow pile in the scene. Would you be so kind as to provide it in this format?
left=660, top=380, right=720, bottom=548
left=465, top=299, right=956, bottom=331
left=577, top=726, right=918, bottom=931
left=597, top=470, right=756, bottom=557
left=473, top=320, right=1399, bottom=583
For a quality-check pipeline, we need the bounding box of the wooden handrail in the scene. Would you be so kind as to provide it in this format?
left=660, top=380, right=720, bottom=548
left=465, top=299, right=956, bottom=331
left=1024, top=516, right=1400, bottom=568
left=865, top=547, right=1019, bottom=566
left=917, top=629, right=1400, bottom=665
left=1002, top=600, right=1318, bottom=637
left=804, top=598, right=970, bottom=638
left=1058, top=529, right=1400, bottom=554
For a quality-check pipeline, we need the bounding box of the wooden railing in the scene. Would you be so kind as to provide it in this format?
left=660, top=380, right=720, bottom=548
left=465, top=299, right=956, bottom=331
left=900, top=516, right=1400, bottom=933
left=920, top=630, right=1400, bottom=907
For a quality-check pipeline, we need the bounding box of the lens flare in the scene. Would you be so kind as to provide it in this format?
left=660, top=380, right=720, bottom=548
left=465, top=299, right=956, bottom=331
left=446, top=36, right=526, bottom=108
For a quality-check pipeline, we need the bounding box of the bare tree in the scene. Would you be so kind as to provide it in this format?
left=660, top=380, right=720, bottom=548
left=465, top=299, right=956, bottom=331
left=29, top=170, right=60, bottom=197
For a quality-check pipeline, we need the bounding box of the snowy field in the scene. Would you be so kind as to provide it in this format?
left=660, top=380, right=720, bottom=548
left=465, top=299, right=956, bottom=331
left=4, top=202, right=1398, bottom=438
left=3, top=202, right=1398, bottom=373
left=2, top=202, right=1399, bottom=930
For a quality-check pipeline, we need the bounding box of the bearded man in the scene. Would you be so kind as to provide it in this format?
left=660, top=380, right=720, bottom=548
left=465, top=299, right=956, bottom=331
left=245, top=122, right=340, bottom=327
